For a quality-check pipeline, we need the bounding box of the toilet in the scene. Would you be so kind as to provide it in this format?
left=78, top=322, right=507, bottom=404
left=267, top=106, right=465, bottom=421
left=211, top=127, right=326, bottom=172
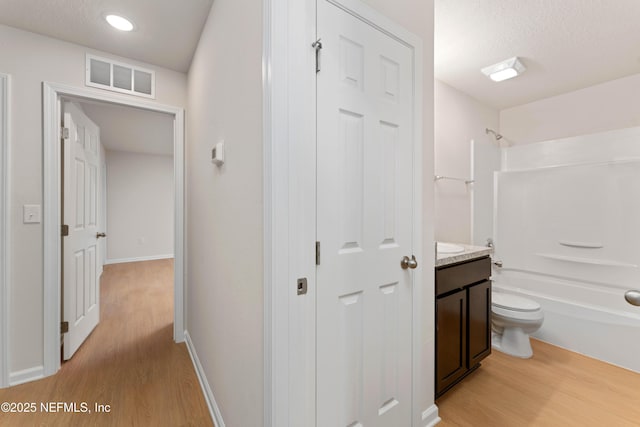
left=491, top=292, right=544, bottom=358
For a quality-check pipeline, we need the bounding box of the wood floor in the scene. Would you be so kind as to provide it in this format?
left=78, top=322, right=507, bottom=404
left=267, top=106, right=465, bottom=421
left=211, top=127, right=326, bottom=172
left=0, top=259, right=213, bottom=427
left=437, top=338, right=640, bottom=427
left=5, top=263, right=640, bottom=427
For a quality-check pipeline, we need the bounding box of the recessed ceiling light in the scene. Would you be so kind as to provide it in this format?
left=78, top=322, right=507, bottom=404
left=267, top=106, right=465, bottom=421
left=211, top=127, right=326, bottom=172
left=105, top=14, right=134, bottom=32
left=481, top=57, right=526, bottom=82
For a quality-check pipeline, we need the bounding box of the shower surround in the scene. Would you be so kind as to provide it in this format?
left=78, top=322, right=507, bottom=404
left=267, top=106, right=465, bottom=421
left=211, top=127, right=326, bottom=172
left=491, top=126, right=640, bottom=372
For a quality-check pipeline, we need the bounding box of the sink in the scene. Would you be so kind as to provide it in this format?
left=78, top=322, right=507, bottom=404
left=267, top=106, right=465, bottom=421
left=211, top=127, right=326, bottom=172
left=437, top=242, right=465, bottom=254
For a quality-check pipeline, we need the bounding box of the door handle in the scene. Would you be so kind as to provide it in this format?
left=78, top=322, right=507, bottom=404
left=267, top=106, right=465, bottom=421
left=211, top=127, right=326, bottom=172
left=625, top=290, right=640, bottom=306
left=401, top=255, right=418, bottom=270
left=96, top=232, right=106, bottom=239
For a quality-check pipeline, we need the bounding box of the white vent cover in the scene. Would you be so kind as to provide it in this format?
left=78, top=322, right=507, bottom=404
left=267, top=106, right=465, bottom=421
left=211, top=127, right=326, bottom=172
left=86, top=54, right=155, bottom=98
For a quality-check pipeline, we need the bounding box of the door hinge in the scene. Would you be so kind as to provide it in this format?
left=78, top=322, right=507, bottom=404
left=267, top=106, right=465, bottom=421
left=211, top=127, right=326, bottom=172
left=312, top=39, right=323, bottom=73
left=61, top=224, right=69, bottom=236
left=316, top=241, right=320, bottom=265
left=60, top=127, right=69, bottom=139
left=61, top=321, right=69, bottom=334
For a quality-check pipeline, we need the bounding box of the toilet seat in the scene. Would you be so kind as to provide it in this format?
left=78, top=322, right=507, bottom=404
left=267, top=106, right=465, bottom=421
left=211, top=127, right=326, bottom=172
left=492, top=293, right=540, bottom=312
left=492, top=293, right=543, bottom=321
left=492, top=305, right=543, bottom=321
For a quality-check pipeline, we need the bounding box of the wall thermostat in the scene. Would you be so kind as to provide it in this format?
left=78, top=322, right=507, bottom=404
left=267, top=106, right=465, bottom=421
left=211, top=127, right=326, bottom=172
left=212, top=141, right=225, bottom=166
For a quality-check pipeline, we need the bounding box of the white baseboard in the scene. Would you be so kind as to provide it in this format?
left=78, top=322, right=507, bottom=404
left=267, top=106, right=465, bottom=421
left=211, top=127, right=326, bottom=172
left=9, top=365, right=44, bottom=387
left=105, top=254, right=174, bottom=265
left=184, top=331, right=225, bottom=427
left=422, top=404, right=441, bottom=426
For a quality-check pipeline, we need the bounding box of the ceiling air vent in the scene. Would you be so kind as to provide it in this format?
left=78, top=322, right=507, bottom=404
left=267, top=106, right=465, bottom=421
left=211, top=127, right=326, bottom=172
left=85, top=54, right=155, bottom=99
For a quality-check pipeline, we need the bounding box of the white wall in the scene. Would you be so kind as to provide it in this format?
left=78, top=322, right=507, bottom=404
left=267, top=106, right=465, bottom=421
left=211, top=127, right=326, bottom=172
left=501, top=72, right=640, bottom=145
left=105, top=150, right=173, bottom=263
left=0, top=24, right=186, bottom=376
left=434, top=80, right=499, bottom=244
left=186, top=1, right=263, bottom=426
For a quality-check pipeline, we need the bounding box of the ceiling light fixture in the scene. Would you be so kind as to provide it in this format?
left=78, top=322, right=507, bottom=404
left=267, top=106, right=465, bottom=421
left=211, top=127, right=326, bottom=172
left=105, top=14, right=134, bottom=32
left=481, top=57, right=526, bottom=82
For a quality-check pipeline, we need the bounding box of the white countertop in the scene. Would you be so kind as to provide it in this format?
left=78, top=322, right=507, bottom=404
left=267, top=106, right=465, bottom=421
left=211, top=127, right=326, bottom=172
left=435, top=242, right=493, bottom=267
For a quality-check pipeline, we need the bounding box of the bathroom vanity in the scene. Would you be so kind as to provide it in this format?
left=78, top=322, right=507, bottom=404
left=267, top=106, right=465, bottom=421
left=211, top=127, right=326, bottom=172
left=435, top=245, right=492, bottom=398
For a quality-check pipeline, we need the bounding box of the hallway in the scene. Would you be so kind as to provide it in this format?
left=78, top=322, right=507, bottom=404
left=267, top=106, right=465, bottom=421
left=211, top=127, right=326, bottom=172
left=0, top=260, right=212, bottom=426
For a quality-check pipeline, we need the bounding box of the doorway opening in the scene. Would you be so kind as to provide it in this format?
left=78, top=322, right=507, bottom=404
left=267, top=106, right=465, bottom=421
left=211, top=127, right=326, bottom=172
left=59, top=97, right=176, bottom=361
left=43, top=82, right=185, bottom=377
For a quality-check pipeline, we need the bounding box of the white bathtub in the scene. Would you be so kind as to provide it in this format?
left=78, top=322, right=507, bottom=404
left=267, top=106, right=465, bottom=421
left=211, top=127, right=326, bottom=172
left=490, top=128, right=640, bottom=373
left=492, top=269, right=640, bottom=373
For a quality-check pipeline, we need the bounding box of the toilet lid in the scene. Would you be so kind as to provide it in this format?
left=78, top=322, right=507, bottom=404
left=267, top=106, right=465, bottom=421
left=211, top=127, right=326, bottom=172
left=492, top=293, right=540, bottom=312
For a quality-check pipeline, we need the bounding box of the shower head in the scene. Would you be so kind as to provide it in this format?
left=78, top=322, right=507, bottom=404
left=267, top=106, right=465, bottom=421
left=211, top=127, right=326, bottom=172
left=486, top=128, right=503, bottom=140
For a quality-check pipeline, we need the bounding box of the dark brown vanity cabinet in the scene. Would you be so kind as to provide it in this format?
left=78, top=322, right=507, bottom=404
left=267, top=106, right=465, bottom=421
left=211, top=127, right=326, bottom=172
left=435, top=256, right=491, bottom=398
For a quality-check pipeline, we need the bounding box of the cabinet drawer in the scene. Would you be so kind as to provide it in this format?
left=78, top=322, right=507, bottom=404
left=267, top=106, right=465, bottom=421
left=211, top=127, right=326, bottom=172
left=436, top=256, right=490, bottom=296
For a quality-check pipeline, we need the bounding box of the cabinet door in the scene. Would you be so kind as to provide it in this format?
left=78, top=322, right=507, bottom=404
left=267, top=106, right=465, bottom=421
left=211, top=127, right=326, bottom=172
left=468, top=280, right=492, bottom=367
left=435, top=289, right=467, bottom=397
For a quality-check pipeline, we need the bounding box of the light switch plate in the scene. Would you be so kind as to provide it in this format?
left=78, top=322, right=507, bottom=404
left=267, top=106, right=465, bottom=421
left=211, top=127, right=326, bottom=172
left=23, top=204, right=41, bottom=224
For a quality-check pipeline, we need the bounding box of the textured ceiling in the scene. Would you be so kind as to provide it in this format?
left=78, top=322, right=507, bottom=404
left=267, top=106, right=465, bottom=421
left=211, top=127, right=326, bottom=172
left=79, top=101, right=174, bottom=156
left=4, top=0, right=637, bottom=110
left=0, top=0, right=213, bottom=72
left=435, top=0, right=640, bottom=109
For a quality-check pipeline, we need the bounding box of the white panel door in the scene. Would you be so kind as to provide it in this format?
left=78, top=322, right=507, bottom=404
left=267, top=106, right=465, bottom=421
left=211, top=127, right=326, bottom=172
left=316, top=1, right=416, bottom=425
left=63, top=102, right=102, bottom=360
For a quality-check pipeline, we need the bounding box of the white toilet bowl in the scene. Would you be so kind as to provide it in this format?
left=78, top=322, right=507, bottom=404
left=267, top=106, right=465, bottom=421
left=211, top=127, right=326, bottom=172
left=491, top=293, right=544, bottom=359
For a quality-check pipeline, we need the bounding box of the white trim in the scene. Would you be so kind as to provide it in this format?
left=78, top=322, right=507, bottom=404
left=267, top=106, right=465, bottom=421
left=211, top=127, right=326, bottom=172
left=172, top=102, right=185, bottom=344
left=104, top=254, right=174, bottom=265
left=0, top=73, right=10, bottom=388
left=42, top=82, right=185, bottom=379
left=421, top=404, right=442, bottom=427
left=184, top=331, right=225, bottom=427
left=267, top=0, right=427, bottom=424
left=327, top=0, right=421, bottom=47
left=9, top=366, right=44, bottom=387
left=262, top=0, right=273, bottom=424
left=266, top=0, right=317, bottom=424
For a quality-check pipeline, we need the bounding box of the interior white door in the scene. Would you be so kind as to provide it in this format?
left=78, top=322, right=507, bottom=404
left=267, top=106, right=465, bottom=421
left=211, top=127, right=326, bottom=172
left=62, top=102, right=102, bottom=360
left=316, top=1, right=416, bottom=425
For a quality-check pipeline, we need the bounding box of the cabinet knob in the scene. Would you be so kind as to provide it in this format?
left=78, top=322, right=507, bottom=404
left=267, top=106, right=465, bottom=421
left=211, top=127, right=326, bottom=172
left=401, top=255, right=418, bottom=270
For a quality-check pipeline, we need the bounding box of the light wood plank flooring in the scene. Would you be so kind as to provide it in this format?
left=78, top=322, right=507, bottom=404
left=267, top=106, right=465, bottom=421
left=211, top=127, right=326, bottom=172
left=0, top=259, right=213, bottom=427
left=437, top=338, right=640, bottom=426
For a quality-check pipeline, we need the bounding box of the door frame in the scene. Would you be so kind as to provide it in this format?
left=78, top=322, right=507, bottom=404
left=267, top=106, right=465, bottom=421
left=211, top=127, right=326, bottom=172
left=0, top=73, right=10, bottom=388
left=42, top=82, right=185, bottom=377
left=264, top=0, right=428, bottom=425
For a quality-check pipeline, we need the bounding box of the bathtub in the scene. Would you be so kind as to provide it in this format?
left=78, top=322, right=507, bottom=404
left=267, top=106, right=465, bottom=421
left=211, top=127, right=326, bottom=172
left=492, top=269, right=640, bottom=373
left=490, top=129, right=640, bottom=373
